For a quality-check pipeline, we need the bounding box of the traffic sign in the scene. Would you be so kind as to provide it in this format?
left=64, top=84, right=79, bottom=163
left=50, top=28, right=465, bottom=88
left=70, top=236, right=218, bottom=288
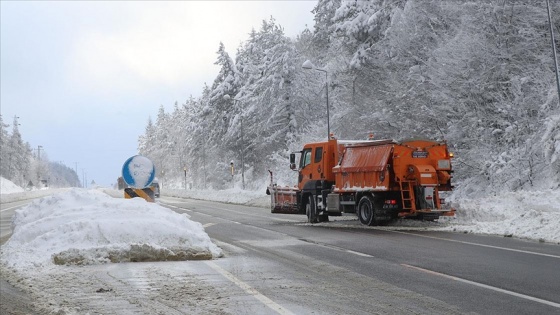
left=122, top=155, right=156, bottom=189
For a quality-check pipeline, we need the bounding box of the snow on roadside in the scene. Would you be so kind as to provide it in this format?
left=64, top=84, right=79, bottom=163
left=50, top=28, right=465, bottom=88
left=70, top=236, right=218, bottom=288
left=1, top=188, right=222, bottom=271
left=1, top=176, right=70, bottom=203
left=1, top=188, right=70, bottom=204
left=165, top=187, right=270, bottom=208
left=445, top=189, right=560, bottom=243
left=1, top=177, right=24, bottom=194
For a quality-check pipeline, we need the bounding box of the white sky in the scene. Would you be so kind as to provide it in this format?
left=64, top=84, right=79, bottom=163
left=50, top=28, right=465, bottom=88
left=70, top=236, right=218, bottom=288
left=0, top=1, right=317, bottom=187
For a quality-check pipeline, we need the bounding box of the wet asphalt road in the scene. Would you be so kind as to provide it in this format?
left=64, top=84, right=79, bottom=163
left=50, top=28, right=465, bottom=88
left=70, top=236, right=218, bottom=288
left=160, top=196, right=560, bottom=315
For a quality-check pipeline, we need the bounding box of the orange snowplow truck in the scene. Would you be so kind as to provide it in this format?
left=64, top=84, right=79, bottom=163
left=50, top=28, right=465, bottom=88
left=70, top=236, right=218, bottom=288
left=267, top=137, right=455, bottom=225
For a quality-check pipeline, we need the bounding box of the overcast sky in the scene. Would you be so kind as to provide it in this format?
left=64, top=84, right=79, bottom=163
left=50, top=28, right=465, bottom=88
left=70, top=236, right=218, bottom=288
left=1, top=1, right=316, bottom=187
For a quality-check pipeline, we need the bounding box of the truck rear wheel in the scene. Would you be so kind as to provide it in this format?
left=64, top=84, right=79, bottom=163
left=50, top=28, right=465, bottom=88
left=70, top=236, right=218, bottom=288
left=357, top=195, right=376, bottom=226
left=306, top=195, right=318, bottom=223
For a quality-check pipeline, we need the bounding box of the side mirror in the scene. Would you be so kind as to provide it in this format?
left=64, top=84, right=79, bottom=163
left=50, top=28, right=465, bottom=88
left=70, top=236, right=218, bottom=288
left=289, top=153, right=297, bottom=170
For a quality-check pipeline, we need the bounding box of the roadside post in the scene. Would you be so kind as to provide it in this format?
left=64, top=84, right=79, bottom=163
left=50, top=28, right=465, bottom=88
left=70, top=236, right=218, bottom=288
left=230, top=160, right=234, bottom=188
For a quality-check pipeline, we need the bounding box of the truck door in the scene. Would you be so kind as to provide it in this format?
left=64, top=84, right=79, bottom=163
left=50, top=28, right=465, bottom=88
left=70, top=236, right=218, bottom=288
left=299, top=148, right=313, bottom=188
left=314, top=146, right=324, bottom=179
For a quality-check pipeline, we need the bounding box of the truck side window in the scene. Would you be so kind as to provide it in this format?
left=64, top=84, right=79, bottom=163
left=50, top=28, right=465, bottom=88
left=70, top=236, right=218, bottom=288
left=314, top=147, right=323, bottom=163
left=301, top=149, right=312, bottom=168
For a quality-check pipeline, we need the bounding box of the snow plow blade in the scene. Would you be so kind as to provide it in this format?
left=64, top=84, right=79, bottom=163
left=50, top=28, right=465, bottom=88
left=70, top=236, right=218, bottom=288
left=267, top=185, right=299, bottom=214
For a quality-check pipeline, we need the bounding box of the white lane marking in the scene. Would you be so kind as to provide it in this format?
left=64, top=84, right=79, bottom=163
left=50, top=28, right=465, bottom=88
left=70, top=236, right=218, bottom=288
left=205, top=261, right=295, bottom=315
left=388, top=230, right=560, bottom=259
left=346, top=250, right=374, bottom=257
left=163, top=204, right=192, bottom=212
left=296, top=238, right=375, bottom=258
left=203, top=223, right=216, bottom=228
left=402, top=264, right=560, bottom=309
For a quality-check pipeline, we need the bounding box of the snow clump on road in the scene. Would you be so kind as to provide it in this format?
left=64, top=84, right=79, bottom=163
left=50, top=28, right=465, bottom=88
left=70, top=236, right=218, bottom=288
left=1, top=188, right=222, bottom=270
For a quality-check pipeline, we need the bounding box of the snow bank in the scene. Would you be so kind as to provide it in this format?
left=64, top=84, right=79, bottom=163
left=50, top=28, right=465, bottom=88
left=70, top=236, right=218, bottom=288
left=1, top=189, right=222, bottom=270
left=165, top=187, right=270, bottom=208
left=1, top=176, right=69, bottom=203
left=447, top=189, right=560, bottom=243
left=1, top=176, right=24, bottom=194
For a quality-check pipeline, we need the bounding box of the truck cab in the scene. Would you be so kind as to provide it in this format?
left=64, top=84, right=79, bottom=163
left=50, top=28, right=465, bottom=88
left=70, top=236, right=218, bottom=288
left=294, top=139, right=340, bottom=191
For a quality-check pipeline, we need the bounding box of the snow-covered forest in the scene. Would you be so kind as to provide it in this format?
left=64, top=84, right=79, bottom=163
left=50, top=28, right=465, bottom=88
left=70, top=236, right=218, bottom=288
left=138, top=0, right=560, bottom=196
left=0, top=115, right=80, bottom=189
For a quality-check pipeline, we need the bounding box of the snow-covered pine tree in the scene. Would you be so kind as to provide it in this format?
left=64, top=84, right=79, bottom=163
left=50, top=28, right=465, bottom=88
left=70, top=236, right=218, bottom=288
left=8, top=116, right=31, bottom=186
left=0, top=115, right=12, bottom=179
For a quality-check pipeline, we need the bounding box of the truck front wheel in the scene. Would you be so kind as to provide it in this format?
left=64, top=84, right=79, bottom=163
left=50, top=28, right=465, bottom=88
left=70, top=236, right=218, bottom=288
left=306, top=195, right=318, bottom=224
left=357, top=195, right=376, bottom=226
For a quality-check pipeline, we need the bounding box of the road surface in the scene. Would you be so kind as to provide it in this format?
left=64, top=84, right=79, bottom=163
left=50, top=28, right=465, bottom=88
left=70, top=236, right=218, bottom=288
left=159, top=196, right=560, bottom=315
left=1, top=194, right=559, bottom=314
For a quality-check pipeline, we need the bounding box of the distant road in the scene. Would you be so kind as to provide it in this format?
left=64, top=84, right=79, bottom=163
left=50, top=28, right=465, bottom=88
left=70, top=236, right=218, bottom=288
left=0, top=199, right=34, bottom=241
left=159, top=196, right=560, bottom=315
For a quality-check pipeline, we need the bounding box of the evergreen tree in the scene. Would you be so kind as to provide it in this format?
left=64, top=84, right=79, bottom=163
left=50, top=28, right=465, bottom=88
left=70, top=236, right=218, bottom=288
left=8, top=116, right=31, bottom=186
left=0, top=115, right=11, bottom=178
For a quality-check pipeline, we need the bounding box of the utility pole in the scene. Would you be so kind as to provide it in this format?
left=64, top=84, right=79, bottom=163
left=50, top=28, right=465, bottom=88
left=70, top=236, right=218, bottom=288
left=547, top=0, right=560, bottom=107
left=202, top=144, right=207, bottom=189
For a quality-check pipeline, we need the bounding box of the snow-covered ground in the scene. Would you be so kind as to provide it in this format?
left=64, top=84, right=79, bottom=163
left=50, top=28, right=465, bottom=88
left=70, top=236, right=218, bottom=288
left=1, top=188, right=222, bottom=271
left=165, top=187, right=270, bottom=208
left=443, top=190, right=560, bottom=243
left=1, top=184, right=224, bottom=314
left=0, top=176, right=70, bottom=204
left=0, top=177, right=24, bottom=194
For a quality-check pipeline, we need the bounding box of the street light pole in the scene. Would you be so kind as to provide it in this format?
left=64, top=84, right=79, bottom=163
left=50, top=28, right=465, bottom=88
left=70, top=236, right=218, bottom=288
left=239, top=101, right=245, bottom=190
left=302, top=60, right=330, bottom=139
left=546, top=0, right=560, bottom=107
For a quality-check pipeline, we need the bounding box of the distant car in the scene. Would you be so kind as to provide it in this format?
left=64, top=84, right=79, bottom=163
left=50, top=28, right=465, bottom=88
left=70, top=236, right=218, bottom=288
left=151, top=180, right=160, bottom=198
